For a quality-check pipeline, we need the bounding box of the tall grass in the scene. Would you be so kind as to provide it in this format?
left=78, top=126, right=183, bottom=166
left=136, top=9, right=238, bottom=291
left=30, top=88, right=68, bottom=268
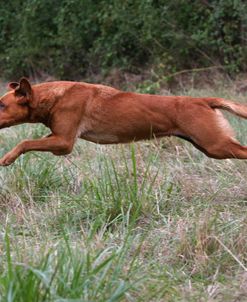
left=0, top=82, right=247, bottom=301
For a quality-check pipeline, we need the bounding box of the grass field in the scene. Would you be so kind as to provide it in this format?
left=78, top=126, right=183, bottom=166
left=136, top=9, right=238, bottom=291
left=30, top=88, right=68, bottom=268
left=0, top=80, right=247, bottom=301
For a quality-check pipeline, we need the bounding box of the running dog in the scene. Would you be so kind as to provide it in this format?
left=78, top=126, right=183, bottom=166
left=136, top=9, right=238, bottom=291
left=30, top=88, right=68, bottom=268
left=0, top=77, right=247, bottom=166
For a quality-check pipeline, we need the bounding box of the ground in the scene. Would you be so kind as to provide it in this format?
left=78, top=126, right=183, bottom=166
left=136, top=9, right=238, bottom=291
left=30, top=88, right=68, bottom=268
left=0, top=77, right=246, bottom=301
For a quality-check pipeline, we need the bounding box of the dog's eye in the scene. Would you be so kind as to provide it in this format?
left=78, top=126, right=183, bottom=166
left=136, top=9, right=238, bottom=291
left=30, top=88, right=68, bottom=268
left=0, top=102, right=5, bottom=110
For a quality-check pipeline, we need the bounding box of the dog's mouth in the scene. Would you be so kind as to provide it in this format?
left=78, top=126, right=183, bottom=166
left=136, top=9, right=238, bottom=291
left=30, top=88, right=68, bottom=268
left=0, top=119, right=16, bottom=129
left=0, top=123, right=9, bottom=129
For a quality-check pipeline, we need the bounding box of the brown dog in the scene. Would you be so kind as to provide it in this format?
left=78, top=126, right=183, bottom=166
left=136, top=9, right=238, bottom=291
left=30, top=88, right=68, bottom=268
left=0, top=77, right=247, bottom=166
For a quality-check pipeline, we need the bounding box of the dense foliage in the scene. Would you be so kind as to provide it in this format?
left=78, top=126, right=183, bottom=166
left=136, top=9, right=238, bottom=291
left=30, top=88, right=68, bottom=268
left=0, top=0, right=246, bottom=79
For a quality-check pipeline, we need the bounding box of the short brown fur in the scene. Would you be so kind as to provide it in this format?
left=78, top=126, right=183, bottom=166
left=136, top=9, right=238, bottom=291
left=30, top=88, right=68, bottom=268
left=0, top=78, right=247, bottom=166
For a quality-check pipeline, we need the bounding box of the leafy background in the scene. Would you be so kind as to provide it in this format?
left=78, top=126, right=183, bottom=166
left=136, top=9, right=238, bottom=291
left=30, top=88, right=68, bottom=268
left=0, top=0, right=246, bottom=80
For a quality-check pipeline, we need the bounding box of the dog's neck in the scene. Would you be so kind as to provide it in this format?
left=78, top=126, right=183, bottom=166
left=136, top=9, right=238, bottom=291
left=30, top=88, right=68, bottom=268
left=26, top=81, right=92, bottom=127
left=27, top=83, right=65, bottom=126
left=28, top=99, right=56, bottom=127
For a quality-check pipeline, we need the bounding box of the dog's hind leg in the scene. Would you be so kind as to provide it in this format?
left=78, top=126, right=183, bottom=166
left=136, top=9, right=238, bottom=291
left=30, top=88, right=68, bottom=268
left=198, top=138, right=247, bottom=159
left=177, top=107, right=247, bottom=159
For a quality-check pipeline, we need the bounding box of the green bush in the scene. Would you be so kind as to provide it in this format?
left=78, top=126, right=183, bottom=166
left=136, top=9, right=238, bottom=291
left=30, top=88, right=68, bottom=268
left=0, top=0, right=246, bottom=79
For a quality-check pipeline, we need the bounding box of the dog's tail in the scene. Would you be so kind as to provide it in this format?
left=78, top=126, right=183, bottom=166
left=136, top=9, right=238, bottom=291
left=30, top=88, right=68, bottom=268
left=206, top=98, right=247, bottom=119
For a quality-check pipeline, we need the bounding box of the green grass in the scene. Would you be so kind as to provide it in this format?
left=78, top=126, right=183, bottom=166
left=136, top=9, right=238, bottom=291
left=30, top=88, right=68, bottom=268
left=0, top=81, right=247, bottom=301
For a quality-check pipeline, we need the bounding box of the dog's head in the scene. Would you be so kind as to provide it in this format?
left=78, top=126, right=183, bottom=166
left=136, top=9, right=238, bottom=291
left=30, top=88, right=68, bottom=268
left=0, top=78, right=33, bottom=128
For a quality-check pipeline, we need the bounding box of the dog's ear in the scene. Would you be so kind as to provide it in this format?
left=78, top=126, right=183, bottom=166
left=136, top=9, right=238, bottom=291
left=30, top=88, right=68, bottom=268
left=15, top=78, right=32, bottom=105
left=8, top=82, right=19, bottom=90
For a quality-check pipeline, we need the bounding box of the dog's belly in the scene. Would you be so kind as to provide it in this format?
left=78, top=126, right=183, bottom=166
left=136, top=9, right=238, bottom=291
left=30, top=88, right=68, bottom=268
left=79, top=129, right=173, bottom=144
left=77, top=120, right=117, bottom=144
left=79, top=129, right=119, bottom=144
left=77, top=118, right=174, bottom=144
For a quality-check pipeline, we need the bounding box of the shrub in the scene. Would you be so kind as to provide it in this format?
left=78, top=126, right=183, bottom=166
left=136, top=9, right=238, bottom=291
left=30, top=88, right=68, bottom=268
left=0, top=0, right=246, bottom=79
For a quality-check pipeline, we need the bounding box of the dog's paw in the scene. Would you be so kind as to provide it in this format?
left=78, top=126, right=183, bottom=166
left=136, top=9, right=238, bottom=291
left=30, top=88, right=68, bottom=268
left=0, top=158, right=13, bottom=166
left=0, top=153, right=17, bottom=166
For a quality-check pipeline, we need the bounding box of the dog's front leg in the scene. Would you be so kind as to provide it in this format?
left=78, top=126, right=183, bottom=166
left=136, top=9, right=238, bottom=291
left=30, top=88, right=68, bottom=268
left=0, top=135, right=74, bottom=166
